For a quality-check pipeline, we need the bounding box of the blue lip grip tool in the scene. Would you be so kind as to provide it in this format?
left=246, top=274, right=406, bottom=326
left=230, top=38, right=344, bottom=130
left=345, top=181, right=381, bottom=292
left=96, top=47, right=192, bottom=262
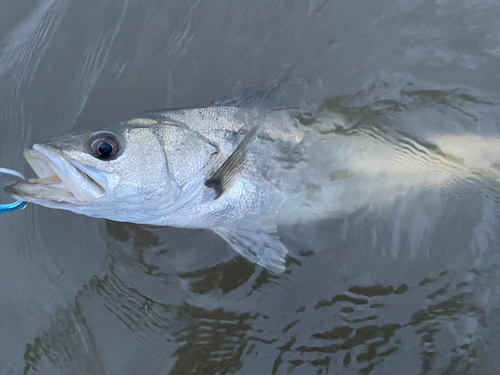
left=0, top=167, right=27, bottom=213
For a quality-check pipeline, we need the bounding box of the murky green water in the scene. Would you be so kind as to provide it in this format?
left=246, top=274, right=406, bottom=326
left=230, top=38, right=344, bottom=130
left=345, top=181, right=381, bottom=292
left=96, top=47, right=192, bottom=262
left=1, top=0, right=500, bottom=374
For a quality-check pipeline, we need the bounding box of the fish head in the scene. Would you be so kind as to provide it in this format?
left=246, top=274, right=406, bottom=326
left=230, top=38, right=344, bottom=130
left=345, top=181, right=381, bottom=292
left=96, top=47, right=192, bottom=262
left=5, top=120, right=180, bottom=222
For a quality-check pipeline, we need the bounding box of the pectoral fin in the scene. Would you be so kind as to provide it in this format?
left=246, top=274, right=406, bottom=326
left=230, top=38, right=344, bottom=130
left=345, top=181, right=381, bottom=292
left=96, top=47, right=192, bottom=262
left=214, top=224, right=288, bottom=273
left=206, top=124, right=261, bottom=199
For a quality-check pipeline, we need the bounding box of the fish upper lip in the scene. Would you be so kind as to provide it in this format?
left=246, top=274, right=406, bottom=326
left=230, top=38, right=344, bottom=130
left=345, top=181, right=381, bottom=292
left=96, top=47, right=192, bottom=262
left=5, top=145, right=106, bottom=204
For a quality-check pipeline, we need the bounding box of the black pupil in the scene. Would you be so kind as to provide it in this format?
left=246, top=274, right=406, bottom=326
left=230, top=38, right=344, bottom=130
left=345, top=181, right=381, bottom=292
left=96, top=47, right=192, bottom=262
left=97, top=142, right=113, bottom=157
left=90, top=134, right=119, bottom=160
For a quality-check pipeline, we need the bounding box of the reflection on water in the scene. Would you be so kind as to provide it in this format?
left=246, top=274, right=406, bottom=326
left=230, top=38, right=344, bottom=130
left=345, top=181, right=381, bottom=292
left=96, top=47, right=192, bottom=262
left=2, top=0, right=500, bottom=374
left=19, top=253, right=490, bottom=374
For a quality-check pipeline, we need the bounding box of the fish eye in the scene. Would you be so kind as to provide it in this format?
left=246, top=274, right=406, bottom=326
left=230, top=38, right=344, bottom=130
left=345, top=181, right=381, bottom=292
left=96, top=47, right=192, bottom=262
left=89, top=133, right=120, bottom=160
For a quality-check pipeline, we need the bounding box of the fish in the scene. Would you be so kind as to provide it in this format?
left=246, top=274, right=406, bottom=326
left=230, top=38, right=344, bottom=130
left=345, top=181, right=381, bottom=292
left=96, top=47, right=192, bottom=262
left=6, top=106, right=500, bottom=273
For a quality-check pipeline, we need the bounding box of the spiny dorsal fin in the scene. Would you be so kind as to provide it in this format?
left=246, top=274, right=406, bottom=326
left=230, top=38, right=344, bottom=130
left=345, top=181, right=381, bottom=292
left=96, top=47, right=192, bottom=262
left=205, top=124, right=261, bottom=199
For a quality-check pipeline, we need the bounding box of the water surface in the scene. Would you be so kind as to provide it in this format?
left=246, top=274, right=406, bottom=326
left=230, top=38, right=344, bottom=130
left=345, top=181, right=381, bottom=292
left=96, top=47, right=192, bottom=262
left=1, top=0, right=500, bottom=374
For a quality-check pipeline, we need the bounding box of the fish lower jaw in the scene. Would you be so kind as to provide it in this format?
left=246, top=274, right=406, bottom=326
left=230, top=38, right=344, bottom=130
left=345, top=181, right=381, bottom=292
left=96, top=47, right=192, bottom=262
left=4, top=180, right=78, bottom=205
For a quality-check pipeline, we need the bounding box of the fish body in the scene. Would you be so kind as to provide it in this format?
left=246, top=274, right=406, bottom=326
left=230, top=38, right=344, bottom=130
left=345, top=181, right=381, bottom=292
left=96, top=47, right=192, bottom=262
left=6, top=106, right=500, bottom=272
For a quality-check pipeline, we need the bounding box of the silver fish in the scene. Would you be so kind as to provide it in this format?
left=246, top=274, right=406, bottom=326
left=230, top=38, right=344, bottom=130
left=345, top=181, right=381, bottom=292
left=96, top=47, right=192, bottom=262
left=6, top=106, right=500, bottom=272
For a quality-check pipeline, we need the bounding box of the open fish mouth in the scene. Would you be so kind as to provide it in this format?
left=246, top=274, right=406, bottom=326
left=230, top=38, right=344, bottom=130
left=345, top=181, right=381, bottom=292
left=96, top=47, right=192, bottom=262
left=5, top=144, right=106, bottom=204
